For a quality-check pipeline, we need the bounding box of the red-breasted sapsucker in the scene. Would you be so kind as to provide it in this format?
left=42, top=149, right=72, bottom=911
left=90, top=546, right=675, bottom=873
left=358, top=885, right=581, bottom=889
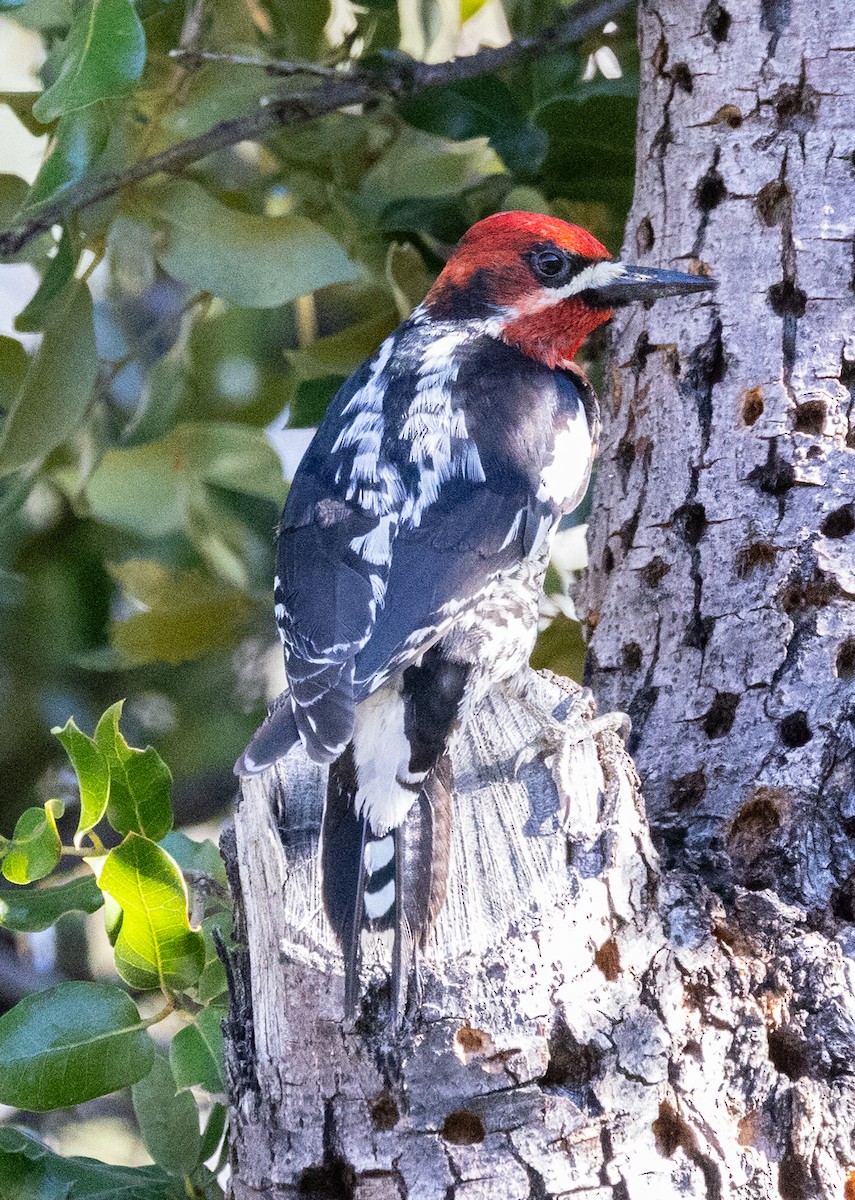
left=236, top=212, right=716, bottom=1012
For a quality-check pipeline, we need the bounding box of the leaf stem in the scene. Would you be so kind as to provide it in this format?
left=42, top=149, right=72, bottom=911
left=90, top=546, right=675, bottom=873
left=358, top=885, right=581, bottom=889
left=141, top=996, right=177, bottom=1028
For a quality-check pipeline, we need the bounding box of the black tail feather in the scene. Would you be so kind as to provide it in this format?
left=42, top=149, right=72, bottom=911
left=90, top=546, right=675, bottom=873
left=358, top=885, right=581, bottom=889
left=322, top=747, right=453, bottom=1017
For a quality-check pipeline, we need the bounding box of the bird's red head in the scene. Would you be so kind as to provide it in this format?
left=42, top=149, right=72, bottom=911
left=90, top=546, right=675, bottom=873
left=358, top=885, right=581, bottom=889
left=424, top=211, right=716, bottom=369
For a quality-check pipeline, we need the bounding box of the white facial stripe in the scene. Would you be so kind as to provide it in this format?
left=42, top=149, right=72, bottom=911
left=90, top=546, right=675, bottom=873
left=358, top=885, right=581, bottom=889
left=547, top=260, right=626, bottom=303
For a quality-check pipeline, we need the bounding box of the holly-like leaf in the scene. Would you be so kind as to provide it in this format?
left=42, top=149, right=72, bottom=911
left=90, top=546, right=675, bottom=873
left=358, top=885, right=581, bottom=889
left=1, top=800, right=63, bottom=884
left=0, top=981, right=155, bottom=1110
left=0, top=874, right=103, bottom=932
left=99, top=834, right=205, bottom=992
left=0, top=1127, right=186, bottom=1199
left=132, top=1053, right=202, bottom=1177
left=53, top=716, right=110, bottom=844
left=170, top=1005, right=226, bottom=1093
left=32, top=0, right=146, bottom=124
left=94, top=701, right=173, bottom=841
left=148, top=180, right=358, bottom=308
left=0, top=278, right=98, bottom=477
left=108, top=560, right=255, bottom=667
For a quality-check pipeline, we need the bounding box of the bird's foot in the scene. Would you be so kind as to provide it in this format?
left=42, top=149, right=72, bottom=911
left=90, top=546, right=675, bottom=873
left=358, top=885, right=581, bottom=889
left=514, top=696, right=630, bottom=838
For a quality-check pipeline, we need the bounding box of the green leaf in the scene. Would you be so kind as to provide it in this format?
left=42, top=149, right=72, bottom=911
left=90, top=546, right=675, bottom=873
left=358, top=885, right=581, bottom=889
left=84, top=421, right=286, bottom=538
left=461, top=0, right=488, bottom=17
left=99, top=833, right=205, bottom=992
left=398, top=77, right=548, bottom=174
left=288, top=311, right=397, bottom=382
left=197, top=911, right=232, bottom=1005
left=16, top=228, right=76, bottom=332
left=170, top=1006, right=226, bottom=1093
left=108, top=560, right=255, bottom=667
left=199, top=1103, right=227, bottom=1165
left=2, top=801, right=63, bottom=884
left=0, top=1127, right=187, bottom=1200
left=0, top=981, right=155, bottom=1110
left=24, top=104, right=110, bottom=210
left=0, top=335, right=28, bottom=414
left=160, top=831, right=227, bottom=890
left=0, top=91, right=46, bottom=136
left=132, top=1053, right=202, bottom=1177
left=0, top=874, right=103, bottom=932
left=148, top=180, right=358, bottom=307
left=0, top=278, right=98, bottom=477
left=94, top=701, right=173, bottom=841
left=52, top=716, right=111, bottom=844
left=0, top=173, right=28, bottom=227
left=290, top=375, right=343, bottom=428
left=531, top=611, right=587, bottom=684
left=32, top=0, right=146, bottom=123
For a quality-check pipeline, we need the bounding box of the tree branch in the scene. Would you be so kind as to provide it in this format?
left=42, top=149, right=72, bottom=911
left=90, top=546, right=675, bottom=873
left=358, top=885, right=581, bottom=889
left=0, top=0, right=629, bottom=261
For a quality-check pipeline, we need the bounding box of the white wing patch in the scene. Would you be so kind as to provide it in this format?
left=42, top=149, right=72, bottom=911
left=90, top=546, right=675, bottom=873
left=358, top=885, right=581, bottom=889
left=537, top=407, right=592, bottom=510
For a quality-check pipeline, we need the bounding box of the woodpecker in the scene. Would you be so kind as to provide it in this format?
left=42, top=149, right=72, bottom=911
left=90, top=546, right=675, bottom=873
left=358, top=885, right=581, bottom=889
left=236, top=212, right=716, bottom=1011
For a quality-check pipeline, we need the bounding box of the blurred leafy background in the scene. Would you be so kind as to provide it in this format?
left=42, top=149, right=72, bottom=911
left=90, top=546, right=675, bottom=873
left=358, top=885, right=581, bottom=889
left=0, top=0, right=636, bottom=1173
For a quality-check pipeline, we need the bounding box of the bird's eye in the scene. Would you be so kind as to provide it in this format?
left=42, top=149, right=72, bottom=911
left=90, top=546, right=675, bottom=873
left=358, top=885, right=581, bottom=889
left=532, top=250, right=568, bottom=280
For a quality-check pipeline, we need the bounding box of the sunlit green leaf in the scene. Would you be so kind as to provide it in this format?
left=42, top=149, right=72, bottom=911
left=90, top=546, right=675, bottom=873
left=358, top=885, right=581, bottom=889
left=147, top=180, right=358, bottom=307
left=108, top=559, right=255, bottom=667
left=53, top=716, right=110, bottom=843
left=0, top=982, right=155, bottom=1110
left=32, top=0, right=146, bottom=123
left=132, top=1053, right=202, bottom=1177
left=99, top=833, right=205, bottom=992
left=170, top=1005, right=226, bottom=1093
left=94, top=701, right=173, bottom=841
left=2, top=801, right=63, bottom=884
left=0, top=1127, right=186, bottom=1199
left=0, top=279, right=97, bottom=477
left=461, top=0, right=488, bottom=18
left=0, top=874, right=103, bottom=932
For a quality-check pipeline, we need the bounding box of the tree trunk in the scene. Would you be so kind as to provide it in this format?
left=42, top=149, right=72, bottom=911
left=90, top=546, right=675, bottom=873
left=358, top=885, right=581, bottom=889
left=582, top=0, right=855, bottom=913
left=224, top=3, right=855, bottom=1196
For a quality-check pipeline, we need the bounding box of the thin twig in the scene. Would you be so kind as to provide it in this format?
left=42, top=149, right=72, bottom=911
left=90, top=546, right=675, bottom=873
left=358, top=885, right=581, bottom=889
left=0, top=0, right=629, bottom=261
left=168, top=48, right=345, bottom=79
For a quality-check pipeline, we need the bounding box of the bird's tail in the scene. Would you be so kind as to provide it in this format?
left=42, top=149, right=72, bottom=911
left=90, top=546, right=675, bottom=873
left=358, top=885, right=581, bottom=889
left=322, top=748, right=452, bottom=1017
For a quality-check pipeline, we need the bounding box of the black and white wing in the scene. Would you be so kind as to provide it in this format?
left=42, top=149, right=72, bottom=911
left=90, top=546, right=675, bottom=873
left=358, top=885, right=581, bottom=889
left=236, top=345, right=405, bottom=773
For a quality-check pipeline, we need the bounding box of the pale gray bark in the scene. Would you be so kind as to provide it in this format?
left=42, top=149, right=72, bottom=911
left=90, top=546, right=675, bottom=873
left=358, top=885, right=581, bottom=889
left=582, top=0, right=855, bottom=913
left=224, top=2, right=855, bottom=1195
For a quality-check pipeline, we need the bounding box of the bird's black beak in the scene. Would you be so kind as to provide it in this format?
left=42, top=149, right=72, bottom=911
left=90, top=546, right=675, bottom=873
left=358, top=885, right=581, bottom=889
left=581, top=264, right=718, bottom=308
